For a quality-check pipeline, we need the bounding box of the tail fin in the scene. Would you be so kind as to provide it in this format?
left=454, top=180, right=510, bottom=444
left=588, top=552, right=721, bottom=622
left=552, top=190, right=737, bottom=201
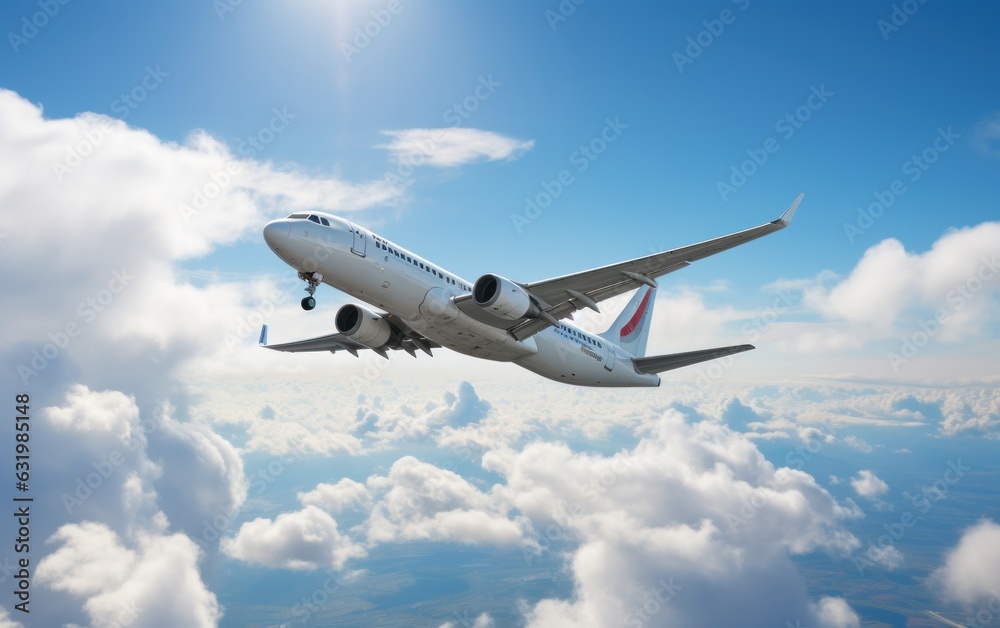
left=599, top=286, right=656, bottom=358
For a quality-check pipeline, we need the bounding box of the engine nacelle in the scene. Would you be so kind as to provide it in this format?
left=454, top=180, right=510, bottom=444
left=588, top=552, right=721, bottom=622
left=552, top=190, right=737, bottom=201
left=473, top=274, right=538, bottom=321
left=335, top=304, right=392, bottom=348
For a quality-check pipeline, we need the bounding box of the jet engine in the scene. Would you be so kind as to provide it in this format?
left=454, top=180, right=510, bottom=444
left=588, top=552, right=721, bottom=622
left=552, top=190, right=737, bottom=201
left=473, top=274, right=541, bottom=321
left=335, top=304, right=392, bottom=347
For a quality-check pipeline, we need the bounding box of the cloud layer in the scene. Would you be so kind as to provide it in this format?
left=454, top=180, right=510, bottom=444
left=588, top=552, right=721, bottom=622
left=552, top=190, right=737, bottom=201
left=379, top=128, right=534, bottom=167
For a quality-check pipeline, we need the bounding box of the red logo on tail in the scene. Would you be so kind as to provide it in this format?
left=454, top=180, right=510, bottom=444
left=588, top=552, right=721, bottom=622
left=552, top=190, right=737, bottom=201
left=619, top=289, right=652, bottom=338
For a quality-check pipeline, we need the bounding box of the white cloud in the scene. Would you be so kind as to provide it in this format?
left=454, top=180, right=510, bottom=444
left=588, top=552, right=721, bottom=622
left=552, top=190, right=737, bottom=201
left=0, top=88, right=402, bottom=396
left=484, top=411, right=861, bottom=627
left=973, top=112, right=1000, bottom=157
left=147, top=411, right=248, bottom=542
left=0, top=606, right=23, bottom=628
left=370, top=380, right=491, bottom=443
left=222, top=505, right=366, bottom=570
left=379, top=128, right=534, bottom=167
left=366, top=456, right=527, bottom=547
left=850, top=470, right=889, bottom=500
left=44, top=385, right=140, bottom=437
left=843, top=435, right=873, bottom=453
left=930, top=519, right=1000, bottom=607
left=800, top=224, right=1000, bottom=344
left=298, top=478, right=372, bottom=513
left=36, top=522, right=220, bottom=628
left=439, top=612, right=495, bottom=628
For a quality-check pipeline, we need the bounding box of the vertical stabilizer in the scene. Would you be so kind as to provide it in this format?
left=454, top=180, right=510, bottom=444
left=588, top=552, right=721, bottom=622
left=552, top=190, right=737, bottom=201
left=599, top=286, right=656, bottom=358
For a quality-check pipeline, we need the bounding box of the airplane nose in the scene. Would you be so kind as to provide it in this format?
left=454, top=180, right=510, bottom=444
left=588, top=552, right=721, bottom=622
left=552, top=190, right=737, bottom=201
left=263, top=221, right=290, bottom=248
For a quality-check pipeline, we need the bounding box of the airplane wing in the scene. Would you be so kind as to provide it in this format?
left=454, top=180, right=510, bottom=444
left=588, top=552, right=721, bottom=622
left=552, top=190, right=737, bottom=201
left=456, top=194, right=803, bottom=341
left=258, top=313, right=440, bottom=358
left=632, top=344, right=754, bottom=374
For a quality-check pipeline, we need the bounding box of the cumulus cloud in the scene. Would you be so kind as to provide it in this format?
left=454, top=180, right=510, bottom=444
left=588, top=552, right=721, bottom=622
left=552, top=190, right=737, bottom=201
left=379, top=128, right=534, bottom=167
left=484, top=411, right=861, bottom=627
left=45, top=385, right=140, bottom=436
left=17, top=381, right=255, bottom=626
left=222, top=505, right=366, bottom=570
left=370, top=380, right=491, bottom=443
left=298, top=478, right=372, bottom=514
left=366, top=456, right=527, bottom=546
left=0, top=87, right=402, bottom=402
left=36, top=522, right=220, bottom=628
left=0, top=89, right=400, bottom=266
left=799, top=223, right=1000, bottom=343
left=930, top=519, right=1000, bottom=607
left=0, top=607, right=23, bottom=628
left=146, top=410, right=248, bottom=541
left=850, top=470, right=889, bottom=500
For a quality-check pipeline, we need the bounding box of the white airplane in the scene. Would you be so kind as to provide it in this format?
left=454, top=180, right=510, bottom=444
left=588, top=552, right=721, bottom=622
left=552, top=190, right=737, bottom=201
left=259, top=194, right=803, bottom=387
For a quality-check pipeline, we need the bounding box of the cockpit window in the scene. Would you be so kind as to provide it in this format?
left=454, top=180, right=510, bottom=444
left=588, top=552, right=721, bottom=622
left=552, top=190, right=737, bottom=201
left=320, top=217, right=330, bottom=226
left=287, top=213, right=309, bottom=219
left=308, top=215, right=321, bottom=224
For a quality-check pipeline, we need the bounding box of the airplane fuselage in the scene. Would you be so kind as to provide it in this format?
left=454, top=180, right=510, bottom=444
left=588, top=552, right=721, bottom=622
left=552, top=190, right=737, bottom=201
left=262, top=212, right=661, bottom=387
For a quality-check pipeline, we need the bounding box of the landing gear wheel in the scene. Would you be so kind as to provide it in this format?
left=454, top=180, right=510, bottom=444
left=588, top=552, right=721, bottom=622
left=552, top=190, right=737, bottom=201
left=297, top=271, right=323, bottom=311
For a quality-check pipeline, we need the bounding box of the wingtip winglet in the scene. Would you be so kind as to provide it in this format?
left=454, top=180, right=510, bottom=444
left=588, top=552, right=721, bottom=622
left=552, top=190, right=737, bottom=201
left=776, top=193, right=804, bottom=227
left=258, top=324, right=268, bottom=347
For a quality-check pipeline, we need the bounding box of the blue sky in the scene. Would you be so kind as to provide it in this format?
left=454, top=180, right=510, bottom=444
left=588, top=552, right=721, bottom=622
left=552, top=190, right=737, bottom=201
left=1, top=1, right=999, bottom=627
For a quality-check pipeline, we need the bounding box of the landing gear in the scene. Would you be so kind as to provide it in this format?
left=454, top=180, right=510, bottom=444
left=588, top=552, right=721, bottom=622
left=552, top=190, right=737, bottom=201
left=298, top=271, right=323, bottom=311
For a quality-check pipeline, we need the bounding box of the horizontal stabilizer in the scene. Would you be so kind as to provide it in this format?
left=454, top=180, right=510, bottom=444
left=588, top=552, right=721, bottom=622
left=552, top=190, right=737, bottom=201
left=632, top=344, right=754, bottom=374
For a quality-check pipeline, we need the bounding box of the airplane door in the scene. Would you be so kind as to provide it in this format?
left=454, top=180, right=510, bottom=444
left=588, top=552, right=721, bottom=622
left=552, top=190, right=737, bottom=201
left=349, top=222, right=366, bottom=257
left=604, top=343, right=615, bottom=372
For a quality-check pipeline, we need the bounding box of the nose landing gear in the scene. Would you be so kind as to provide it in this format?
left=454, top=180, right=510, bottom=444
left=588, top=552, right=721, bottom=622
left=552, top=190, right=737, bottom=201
left=298, top=271, right=323, bottom=311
